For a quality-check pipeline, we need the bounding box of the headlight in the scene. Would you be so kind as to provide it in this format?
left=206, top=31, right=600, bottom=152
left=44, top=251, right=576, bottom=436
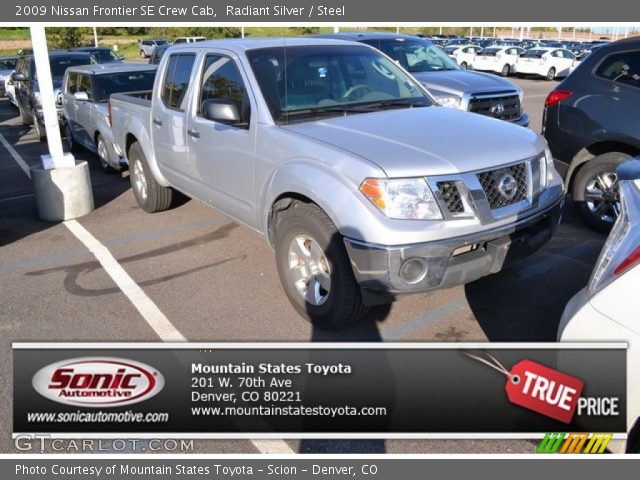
left=433, top=94, right=462, bottom=109
left=538, top=147, right=555, bottom=188
left=359, top=178, right=443, bottom=220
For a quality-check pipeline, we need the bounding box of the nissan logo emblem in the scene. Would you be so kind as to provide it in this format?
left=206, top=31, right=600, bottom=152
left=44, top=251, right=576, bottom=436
left=497, top=173, right=518, bottom=200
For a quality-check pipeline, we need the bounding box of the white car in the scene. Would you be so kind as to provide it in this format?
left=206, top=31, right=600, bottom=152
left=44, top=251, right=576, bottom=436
left=473, top=46, right=525, bottom=76
left=514, top=47, right=576, bottom=80
left=173, top=36, right=207, bottom=44
left=558, top=159, right=640, bottom=453
left=444, top=44, right=482, bottom=70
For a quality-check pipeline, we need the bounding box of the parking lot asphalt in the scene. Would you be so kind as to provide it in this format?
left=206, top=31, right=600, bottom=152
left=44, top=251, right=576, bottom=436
left=0, top=76, right=607, bottom=453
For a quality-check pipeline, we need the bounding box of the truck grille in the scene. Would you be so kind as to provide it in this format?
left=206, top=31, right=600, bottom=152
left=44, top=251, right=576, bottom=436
left=437, top=181, right=464, bottom=214
left=468, top=92, right=520, bottom=121
left=477, top=163, right=528, bottom=209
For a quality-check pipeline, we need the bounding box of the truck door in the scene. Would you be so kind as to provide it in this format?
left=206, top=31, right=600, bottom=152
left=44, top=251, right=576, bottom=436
left=150, top=52, right=197, bottom=191
left=185, top=53, right=256, bottom=227
left=74, top=73, right=94, bottom=149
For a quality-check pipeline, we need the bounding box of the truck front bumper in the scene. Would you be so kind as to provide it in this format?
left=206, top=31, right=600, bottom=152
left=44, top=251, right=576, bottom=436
left=344, top=197, right=564, bottom=295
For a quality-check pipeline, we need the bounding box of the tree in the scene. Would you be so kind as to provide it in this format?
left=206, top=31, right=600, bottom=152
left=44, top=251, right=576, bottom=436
left=46, top=27, right=87, bottom=48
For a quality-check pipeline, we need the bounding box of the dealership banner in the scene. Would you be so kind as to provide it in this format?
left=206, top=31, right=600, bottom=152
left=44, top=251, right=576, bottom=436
left=5, top=0, right=640, bottom=22
left=13, top=343, right=626, bottom=437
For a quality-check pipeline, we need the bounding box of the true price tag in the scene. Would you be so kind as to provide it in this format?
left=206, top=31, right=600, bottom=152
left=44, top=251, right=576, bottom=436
left=466, top=353, right=584, bottom=424
left=506, top=359, right=584, bottom=424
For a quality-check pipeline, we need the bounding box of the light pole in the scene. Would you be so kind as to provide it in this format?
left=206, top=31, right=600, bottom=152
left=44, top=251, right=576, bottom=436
left=93, top=27, right=98, bottom=47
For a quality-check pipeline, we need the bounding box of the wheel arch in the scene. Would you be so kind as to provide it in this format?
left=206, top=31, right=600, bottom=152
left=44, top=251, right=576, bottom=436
left=565, top=141, right=640, bottom=190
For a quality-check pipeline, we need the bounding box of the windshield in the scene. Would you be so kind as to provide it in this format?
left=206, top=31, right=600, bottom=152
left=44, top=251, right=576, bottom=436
left=363, top=38, right=460, bottom=73
left=247, top=45, right=431, bottom=124
left=32, top=56, right=93, bottom=81
left=83, top=49, right=120, bottom=63
left=93, top=70, right=156, bottom=102
left=0, top=58, right=17, bottom=70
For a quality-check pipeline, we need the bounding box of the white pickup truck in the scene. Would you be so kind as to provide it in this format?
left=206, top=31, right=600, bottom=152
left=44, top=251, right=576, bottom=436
left=110, top=38, right=565, bottom=329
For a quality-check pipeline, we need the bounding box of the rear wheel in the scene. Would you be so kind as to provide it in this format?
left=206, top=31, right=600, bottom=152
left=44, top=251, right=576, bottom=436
left=96, top=134, right=116, bottom=173
left=128, top=142, right=173, bottom=213
left=546, top=67, right=556, bottom=81
left=501, top=63, right=510, bottom=76
left=33, top=116, right=45, bottom=141
left=274, top=201, right=368, bottom=329
left=460, top=62, right=468, bottom=70
left=572, top=152, right=628, bottom=233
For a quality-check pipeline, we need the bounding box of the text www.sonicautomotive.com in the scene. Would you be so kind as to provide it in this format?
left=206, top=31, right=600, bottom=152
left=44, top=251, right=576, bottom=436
left=27, top=411, right=169, bottom=423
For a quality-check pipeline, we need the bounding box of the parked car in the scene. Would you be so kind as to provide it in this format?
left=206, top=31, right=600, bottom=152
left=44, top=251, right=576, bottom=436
left=149, top=44, right=171, bottom=65
left=542, top=37, right=640, bottom=232
left=11, top=51, right=95, bottom=140
left=514, top=47, right=576, bottom=80
left=173, top=36, right=207, bottom=44
left=445, top=45, right=482, bottom=70
left=315, top=33, right=529, bottom=126
left=71, top=47, right=124, bottom=64
left=62, top=63, right=157, bottom=172
left=558, top=159, right=640, bottom=453
left=473, top=46, right=525, bottom=76
left=110, top=38, right=563, bottom=329
left=0, top=55, right=18, bottom=98
left=139, top=39, right=169, bottom=58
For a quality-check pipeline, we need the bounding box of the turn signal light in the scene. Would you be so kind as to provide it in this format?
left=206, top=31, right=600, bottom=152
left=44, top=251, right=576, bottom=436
left=613, top=245, right=640, bottom=276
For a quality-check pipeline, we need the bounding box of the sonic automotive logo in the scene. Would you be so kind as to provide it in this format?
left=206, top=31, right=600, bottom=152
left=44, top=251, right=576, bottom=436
left=32, top=357, right=164, bottom=407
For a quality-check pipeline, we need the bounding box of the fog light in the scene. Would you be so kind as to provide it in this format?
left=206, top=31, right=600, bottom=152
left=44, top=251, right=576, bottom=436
left=399, top=258, right=427, bottom=284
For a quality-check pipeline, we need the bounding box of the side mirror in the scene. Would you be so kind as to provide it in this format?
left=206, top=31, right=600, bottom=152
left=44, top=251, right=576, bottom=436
left=202, top=99, right=240, bottom=124
left=73, top=91, right=89, bottom=101
left=10, top=72, right=26, bottom=82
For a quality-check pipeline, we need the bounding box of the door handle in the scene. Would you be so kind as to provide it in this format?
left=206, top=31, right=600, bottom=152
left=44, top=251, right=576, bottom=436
left=187, top=129, right=200, bottom=138
left=152, top=118, right=163, bottom=126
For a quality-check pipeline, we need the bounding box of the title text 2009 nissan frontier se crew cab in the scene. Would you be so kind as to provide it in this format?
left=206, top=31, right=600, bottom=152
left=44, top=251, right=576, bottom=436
left=110, top=39, right=565, bottom=329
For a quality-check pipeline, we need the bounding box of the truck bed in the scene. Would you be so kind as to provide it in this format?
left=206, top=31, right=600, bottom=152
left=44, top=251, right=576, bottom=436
left=110, top=90, right=153, bottom=107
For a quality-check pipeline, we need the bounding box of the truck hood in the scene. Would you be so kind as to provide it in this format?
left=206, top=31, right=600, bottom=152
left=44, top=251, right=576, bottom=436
left=412, top=70, right=519, bottom=96
left=282, top=106, right=542, bottom=177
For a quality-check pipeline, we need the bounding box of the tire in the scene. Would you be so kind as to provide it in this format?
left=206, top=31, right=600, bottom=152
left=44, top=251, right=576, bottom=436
left=140, top=50, right=146, bottom=58
left=64, top=121, right=79, bottom=153
left=501, top=63, right=510, bottom=76
left=128, top=142, right=173, bottom=213
left=572, top=152, right=628, bottom=233
left=33, top=116, right=45, bottom=141
left=460, top=62, right=468, bottom=70
left=18, top=103, right=32, bottom=125
left=546, top=67, right=556, bottom=81
left=273, top=201, right=368, bottom=329
left=96, top=134, right=117, bottom=174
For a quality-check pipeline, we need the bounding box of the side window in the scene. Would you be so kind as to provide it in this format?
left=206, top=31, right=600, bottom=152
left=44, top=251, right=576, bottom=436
left=595, top=51, right=640, bottom=88
left=161, top=53, right=196, bottom=111
left=199, top=54, right=250, bottom=128
left=77, top=74, right=91, bottom=99
left=67, top=73, right=78, bottom=94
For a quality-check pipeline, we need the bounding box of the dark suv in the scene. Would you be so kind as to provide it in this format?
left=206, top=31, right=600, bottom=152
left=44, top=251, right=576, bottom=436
left=543, top=37, right=640, bottom=232
left=11, top=51, right=94, bottom=140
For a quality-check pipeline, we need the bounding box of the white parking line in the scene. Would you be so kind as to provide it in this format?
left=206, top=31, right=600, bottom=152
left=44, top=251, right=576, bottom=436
left=1, top=134, right=295, bottom=455
left=0, top=131, right=31, bottom=178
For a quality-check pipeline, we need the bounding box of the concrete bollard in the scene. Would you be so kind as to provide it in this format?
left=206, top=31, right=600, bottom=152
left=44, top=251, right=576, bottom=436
left=30, top=160, right=95, bottom=222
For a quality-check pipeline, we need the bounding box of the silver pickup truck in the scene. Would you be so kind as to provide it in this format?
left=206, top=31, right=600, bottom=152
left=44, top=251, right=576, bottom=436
left=110, top=38, right=564, bottom=329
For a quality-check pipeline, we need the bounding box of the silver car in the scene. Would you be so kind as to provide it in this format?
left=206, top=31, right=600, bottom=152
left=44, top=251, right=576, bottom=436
left=62, top=63, right=157, bottom=172
left=0, top=56, right=17, bottom=99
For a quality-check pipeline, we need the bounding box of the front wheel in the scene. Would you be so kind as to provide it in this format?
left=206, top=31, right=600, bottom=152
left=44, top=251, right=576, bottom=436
left=460, top=62, right=468, bottom=70
left=572, top=152, right=628, bottom=233
left=501, top=63, right=511, bottom=76
left=274, top=201, right=367, bottom=329
left=128, top=142, right=173, bottom=213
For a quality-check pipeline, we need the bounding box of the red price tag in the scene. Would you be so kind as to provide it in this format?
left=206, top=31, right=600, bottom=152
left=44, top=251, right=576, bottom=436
left=465, top=353, right=584, bottom=424
left=506, top=359, right=584, bottom=424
